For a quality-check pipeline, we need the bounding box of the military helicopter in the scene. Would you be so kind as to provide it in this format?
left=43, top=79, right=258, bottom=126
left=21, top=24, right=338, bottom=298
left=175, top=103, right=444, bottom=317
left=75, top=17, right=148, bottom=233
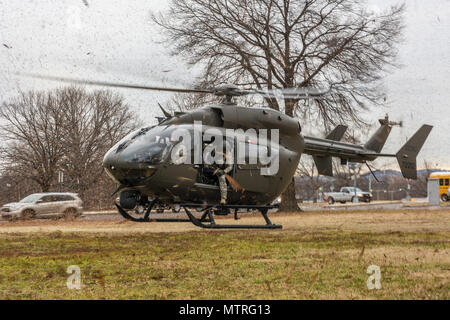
left=29, top=75, right=433, bottom=229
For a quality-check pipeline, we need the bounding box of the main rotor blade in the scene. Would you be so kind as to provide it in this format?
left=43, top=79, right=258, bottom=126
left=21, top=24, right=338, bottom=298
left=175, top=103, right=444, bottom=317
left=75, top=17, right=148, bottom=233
left=20, top=73, right=330, bottom=100
left=20, top=73, right=213, bottom=94
left=249, top=87, right=331, bottom=99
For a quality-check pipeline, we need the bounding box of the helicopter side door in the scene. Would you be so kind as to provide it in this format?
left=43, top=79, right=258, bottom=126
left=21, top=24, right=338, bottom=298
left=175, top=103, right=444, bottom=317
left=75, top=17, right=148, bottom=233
left=234, top=140, right=272, bottom=194
left=195, top=135, right=236, bottom=185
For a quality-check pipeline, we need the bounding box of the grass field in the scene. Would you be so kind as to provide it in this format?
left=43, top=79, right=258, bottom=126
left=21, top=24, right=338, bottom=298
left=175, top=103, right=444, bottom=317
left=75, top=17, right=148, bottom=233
left=0, top=209, right=449, bottom=299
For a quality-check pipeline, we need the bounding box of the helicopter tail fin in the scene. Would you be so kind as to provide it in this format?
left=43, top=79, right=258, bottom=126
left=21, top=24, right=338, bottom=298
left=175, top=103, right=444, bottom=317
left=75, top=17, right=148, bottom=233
left=313, top=156, right=333, bottom=176
left=364, top=121, right=392, bottom=153
left=311, top=125, right=348, bottom=176
left=326, top=125, right=348, bottom=141
left=396, top=125, right=433, bottom=180
left=311, top=125, right=347, bottom=176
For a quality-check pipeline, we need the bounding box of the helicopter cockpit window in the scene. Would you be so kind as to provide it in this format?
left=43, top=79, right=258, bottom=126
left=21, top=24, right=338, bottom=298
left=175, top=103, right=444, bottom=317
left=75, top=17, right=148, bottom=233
left=118, top=126, right=194, bottom=165
left=115, top=126, right=154, bottom=153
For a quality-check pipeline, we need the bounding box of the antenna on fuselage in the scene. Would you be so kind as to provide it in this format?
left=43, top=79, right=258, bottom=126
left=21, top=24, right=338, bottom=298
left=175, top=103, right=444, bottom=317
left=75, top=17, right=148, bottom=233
left=158, top=103, right=172, bottom=118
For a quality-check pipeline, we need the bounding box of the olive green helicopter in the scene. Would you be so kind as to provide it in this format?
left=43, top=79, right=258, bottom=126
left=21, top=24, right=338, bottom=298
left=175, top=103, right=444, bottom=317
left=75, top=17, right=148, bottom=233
left=27, top=75, right=432, bottom=229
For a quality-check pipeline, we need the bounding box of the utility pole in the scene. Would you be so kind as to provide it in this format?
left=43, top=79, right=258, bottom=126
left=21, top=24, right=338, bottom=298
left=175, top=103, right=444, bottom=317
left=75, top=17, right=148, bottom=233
left=58, top=170, right=64, bottom=192
left=348, top=162, right=359, bottom=203
left=406, top=180, right=411, bottom=201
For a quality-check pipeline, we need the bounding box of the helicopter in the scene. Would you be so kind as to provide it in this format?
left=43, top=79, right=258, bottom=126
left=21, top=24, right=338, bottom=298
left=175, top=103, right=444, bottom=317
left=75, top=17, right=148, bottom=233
left=28, top=75, right=433, bottom=229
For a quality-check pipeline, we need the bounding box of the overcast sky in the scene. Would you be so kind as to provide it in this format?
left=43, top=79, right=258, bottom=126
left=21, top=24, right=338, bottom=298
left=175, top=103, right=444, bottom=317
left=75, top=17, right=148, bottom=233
left=0, top=0, right=449, bottom=169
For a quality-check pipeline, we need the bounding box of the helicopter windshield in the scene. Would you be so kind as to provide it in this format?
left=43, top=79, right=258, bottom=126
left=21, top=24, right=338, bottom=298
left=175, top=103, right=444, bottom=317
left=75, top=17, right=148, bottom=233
left=117, top=125, right=186, bottom=165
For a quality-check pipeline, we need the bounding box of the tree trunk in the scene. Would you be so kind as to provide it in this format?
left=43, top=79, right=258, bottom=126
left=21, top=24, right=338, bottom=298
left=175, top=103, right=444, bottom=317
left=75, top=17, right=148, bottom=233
left=40, top=181, right=51, bottom=193
left=277, top=99, right=302, bottom=212
left=278, top=178, right=302, bottom=212
left=284, top=99, right=296, bottom=117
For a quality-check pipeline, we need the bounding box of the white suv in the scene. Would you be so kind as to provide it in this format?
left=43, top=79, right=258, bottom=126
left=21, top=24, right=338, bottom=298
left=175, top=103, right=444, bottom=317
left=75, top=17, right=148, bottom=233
left=1, top=193, right=83, bottom=220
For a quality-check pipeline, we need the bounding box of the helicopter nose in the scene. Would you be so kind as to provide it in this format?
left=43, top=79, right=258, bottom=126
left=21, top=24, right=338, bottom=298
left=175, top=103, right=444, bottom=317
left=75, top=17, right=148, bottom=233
left=103, top=146, right=159, bottom=185
left=103, top=148, right=122, bottom=182
left=103, top=146, right=119, bottom=169
left=103, top=145, right=146, bottom=171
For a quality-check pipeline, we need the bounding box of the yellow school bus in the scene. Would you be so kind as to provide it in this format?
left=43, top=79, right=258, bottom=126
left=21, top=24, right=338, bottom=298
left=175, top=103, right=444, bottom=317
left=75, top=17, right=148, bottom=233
left=429, top=172, right=450, bottom=201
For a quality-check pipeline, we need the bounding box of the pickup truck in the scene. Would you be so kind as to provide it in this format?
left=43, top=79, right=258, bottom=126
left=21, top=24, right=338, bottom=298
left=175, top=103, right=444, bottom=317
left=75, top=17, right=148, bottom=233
left=323, top=187, right=372, bottom=204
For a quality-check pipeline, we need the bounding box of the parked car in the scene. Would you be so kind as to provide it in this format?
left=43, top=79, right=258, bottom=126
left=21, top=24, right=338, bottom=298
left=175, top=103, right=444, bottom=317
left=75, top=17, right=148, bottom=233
left=323, top=187, right=372, bottom=204
left=0, top=193, right=83, bottom=220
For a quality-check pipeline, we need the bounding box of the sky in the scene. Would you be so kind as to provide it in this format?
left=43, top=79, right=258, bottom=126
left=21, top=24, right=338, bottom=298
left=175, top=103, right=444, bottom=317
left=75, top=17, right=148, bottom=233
left=0, top=0, right=449, bottom=169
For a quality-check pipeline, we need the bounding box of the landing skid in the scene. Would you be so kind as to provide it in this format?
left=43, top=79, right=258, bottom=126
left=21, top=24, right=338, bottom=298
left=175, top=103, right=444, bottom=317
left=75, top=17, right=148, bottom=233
left=115, top=202, right=282, bottom=229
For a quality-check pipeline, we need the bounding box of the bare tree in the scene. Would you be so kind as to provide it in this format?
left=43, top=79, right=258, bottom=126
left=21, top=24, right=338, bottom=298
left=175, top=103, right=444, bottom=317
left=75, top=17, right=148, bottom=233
left=296, top=158, right=321, bottom=202
left=0, top=91, right=66, bottom=191
left=153, top=0, right=405, bottom=211
left=165, top=91, right=262, bottom=112
left=0, top=87, right=138, bottom=201
left=58, top=87, right=138, bottom=198
left=0, top=171, right=41, bottom=204
left=153, top=0, right=404, bottom=120
left=164, top=93, right=218, bottom=112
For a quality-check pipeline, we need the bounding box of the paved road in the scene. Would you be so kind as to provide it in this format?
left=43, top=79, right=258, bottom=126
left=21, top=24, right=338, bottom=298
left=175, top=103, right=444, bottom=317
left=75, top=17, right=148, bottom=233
left=1, top=208, right=449, bottom=234
left=1, top=200, right=447, bottom=225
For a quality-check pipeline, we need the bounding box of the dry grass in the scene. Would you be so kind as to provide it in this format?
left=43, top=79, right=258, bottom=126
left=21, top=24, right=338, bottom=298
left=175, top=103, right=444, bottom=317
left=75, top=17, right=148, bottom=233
left=1, top=209, right=448, bottom=234
left=0, top=209, right=448, bottom=299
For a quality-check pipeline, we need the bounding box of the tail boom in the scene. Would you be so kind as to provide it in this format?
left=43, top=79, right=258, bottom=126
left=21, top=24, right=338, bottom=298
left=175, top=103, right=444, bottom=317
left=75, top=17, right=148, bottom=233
left=303, top=125, right=432, bottom=180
